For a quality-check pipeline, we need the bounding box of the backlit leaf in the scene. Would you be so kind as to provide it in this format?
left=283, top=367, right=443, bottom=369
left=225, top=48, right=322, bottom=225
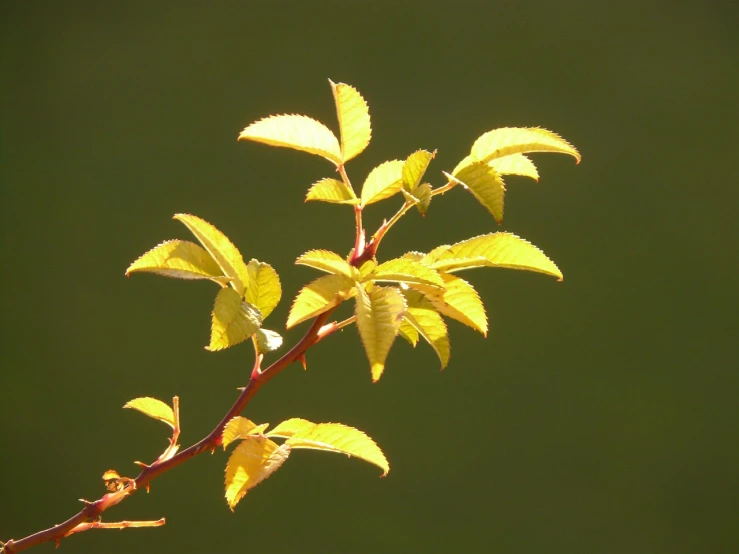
left=471, top=127, right=580, bottom=164
left=222, top=416, right=259, bottom=449
left=305, top=177, right=358, bottom=204
left=296, top=250, right=357, bottom=279
left=423, top=273, right=488, bottom=336
left=488, top=153, right=540, bottom=181
left=404, top=292, right=450, bottom=369
left=255, top=328, right=283, bottom=354
left=238, top=114, right=341, bottom=165
left=126, top=240, right=230, bottom=284
left=398, top=318, right=419, bottom=346
left=402, top=149, right=435, bottom=192
left=355, top=285, right=406, bottom=382
left=360, top=160, right=405, bottom=206
left=246, top=260, right=281, bottom=319
left=123, top=397, right=175, bottom=429
left=267, top=418, right=316, bottom=439
left=225, top=438, right=290, bottom=510
left=369, top=258, right=445, bottom=288
left=330, top=80, right=371, bottom=163
left=286, top=274, right=355, bottom=329
left=208, top=288, right=263, bottom=351
left=286, top=423, right=389, bottom=476
left=447, top=162, right=506, bottom=224
left=173, top=214, right=249, bottom=296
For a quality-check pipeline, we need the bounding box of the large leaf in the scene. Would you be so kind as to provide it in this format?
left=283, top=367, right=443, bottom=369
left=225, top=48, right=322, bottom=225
left=286, top=274, right=355, bottom=329
left=173, top=214, right=249, bottom=296
left=369, top=258, right=445, bottom=288
left=422, top=273, right=488, bottom=336
left=305, top=177, right=358, bottom=204
left=448, top=162, right=506, bottom=224
left=295, top=249, right=357, bottom=279
left=471, top=127, right=581, bottom=164
left=403, top=292, right=450, bottom=369
left=330, top=80, right=371, bottom=163
left=355, top=285, right=406, bottom=382
left=424, top=233, right=563, bottom=280
left=123, top=397, right=175, bottom=429
left=360, top=160, right=405, bottom=206
left=209, top=287, right=263, bottom=351
left=225, top=438, right=291, bottom=510
left=402, top=149, right=435, bottom=192
left=488, top=153, right=540, bottom=181
left=267, top=418, right=317, bottom=439
left=238, top=114, right=341, bottom=165
left=286, top=423, right=389, bottom=476
left=246, top=259, right=281, bottom=319
left=126, top=240, right=230, bottom=284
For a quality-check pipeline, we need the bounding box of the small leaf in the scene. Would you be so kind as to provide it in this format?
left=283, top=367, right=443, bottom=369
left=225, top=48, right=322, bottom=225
left=255, top=328, right=283, bottom=354
left=399, top=251, right=425, bottom=262
left=295, top=250, right=357, bottom=280
left=286, top=274, right=355, bottom=329
left=222, top=416, right=259, bottom=449
left=123, top=397, right=175, bottom=429
left=305, top=177, right=358, bottom=204
left=422, top=273, right=488, bottom=336
left=360, top=160, right=405, bottom=206
left=267, top=418, right=316, bottom=439
left=246, top=260, right=281, bottom=319
left=126, top=240, right=229, bottom=284
left=225, top=438, right=291, bottom=510
left=369, top=258, right=445, bottom=288
left=209, top=288, right=263, bottom=351
left=286, top=423, right=389, bottom=476
left=173, top=214, right=250, bottom=296
left=402, top=149, right=435, bottom=192
left=411, top=183, right=432, bottom=215
left=403, top=292, right=450, bottom=369
left=425, top=233, right=563, bottom=280
left=330, top=80, right=372, bottom=163
left=355, top=285, right=406, bottom=382
left=398, top=318, right=419, bottom=346
left=470, top=127, right=580, bottom=164
left=488, top=153, right=539, bottom=181
left=358, top=259, right=378, bottom=280
left=448, top=162, right=506, bottom=224
left=238, top=114, right=341, bottom=165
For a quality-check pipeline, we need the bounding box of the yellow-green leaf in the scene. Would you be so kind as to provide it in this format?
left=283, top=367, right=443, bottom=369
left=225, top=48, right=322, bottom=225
left=447, top=162, right=506, bottom=224
left=286, top=423, right=389, bottom=476
left=305, top=177, right=358, bottom=204
left=360, top=160, right=405, bottom=206
left=173, top=214, right=249, bottom=296
left=399, top=251, right=425, bottom=262
left=355, top=285, right=406, bottom=382
left=423, top=273, right=488, bottom=336
left=425, top=233, right=563, bottom=280
left=123, top=397, right=175, bottom=429
left=267, top=418, right=316, bottom=439
left=402, top=149, right=435, bottom=192
left=470, top=127, right=581, bottom=164
left=222, top=416, right=259, bottom=449
left=238, top=114, right=341, bottom=165
left=398, top=318, right=419, bottom=346
left=126, top=240, right=230, bottom=284
left=246, top=259, right=281, bottom=319
left=488, top=153, right=539, bottom=181
left=225, top=438, right=291, bottom=510
left=295, top=250, right=357, bottom=279
left=286, top=274, right=355, bottom=329
left=330, top=80, right=371, bottom=163
left=404, top=292, right=450, bottom=369
left=209, top=288, right=263, bottom=351
left=255, top=328, right=283, bottom=354
left=358, top=259, right=378, bottom=280
left=369, top=258, right=445, bottom=288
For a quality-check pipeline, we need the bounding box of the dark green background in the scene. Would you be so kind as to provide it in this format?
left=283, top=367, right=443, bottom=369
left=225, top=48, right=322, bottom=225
left=2, top=1, right=737, bottom=553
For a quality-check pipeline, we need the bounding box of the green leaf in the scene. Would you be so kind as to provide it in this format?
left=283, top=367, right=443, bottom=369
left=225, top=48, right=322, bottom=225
left=369, top=257, right=445, bottom=288
left=403, top=291, right=450, bottom=369
left=245, top=260, right=281, bottom=319
left=398, top=318, right=419, bottom=346
left=401, top=183, right=432, bottom=216
left=424, top=233, right=563, bottom=280
left=470, top=127, right=581, bottom=164
left=126, top=240, right=230, bottom=284
left=355, top=285, right=406, bottom=382
left=267, top=418, right=316, bottom=439
left=225, top=438, right=291, bottom=510
left=238, top=114, right=341, bottom=165
left=209, top=287, right=263, bottom=351
left=330, top=80, right=372, bottom=163
left=286, top=423, right=389, bottom=476
left=422, top=273, right=488, bottom=336
left=255, top=328, right=283, bottom=354
left=286, top=274, right=355, bottom=329
left=360, top=160, right=405, bottom=206
left=173, top=214, right=250, bottom=296
left=295, top=249, right=357, bottom=280
left=402, top=149, right=435, bottom=192
left=305, top=177, right=358, bottom=204
left=488, top=153, right=539, bottom=181
left=123, top=397, right=175, bottom=429
left=447, top=161, right=506, bottom=224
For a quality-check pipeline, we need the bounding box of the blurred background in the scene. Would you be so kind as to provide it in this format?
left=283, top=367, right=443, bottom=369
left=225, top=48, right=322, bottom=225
left=2, top=1, right=737, bottom=553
